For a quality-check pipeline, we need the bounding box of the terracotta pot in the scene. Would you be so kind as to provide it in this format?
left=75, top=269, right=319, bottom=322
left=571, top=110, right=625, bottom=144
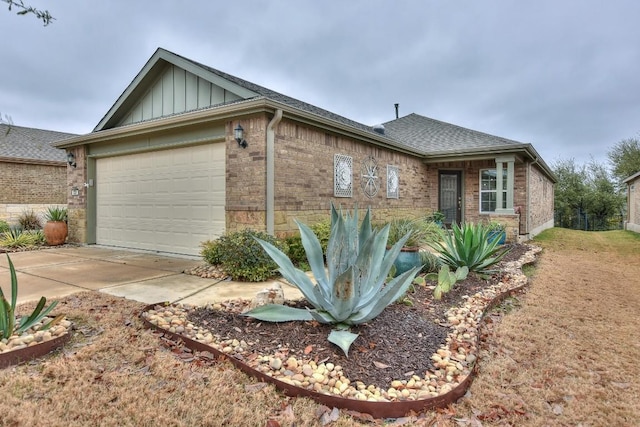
left=44, top=221, right=68, bottom=246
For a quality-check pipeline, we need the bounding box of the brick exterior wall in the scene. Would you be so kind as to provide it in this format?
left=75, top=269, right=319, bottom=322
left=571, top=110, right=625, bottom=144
left=225, top=114, right=433, bottom=235
left=528, top=162, right=555, bottom=237
left=0, top=160, right=67, bottom=225
left=66, top=146, right=88, bottom=243
left=0, top=161, right=66, bottom=204
left=626, top=175, right=640, bottom=233
left=68, top=112, right=550, bottom=245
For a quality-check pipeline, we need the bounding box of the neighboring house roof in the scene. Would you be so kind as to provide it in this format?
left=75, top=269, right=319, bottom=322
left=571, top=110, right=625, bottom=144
left=623, top=171, right=640, bottom=183
left=0, top=124, right=76, bottom=164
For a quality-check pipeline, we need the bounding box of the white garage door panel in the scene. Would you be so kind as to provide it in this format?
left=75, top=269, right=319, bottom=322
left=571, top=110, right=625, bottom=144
left=96, top=143, right=225, bottom=256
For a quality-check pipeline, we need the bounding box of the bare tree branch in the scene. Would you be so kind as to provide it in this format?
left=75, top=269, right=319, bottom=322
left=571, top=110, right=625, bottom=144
left=2, top=0, right=54, bottom=26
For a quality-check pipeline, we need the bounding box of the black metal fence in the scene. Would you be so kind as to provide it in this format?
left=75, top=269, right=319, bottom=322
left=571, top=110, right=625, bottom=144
left=554, top=210, right=624, bottom=231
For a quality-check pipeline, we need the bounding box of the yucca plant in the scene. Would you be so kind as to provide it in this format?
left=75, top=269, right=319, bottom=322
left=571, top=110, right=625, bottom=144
left=243, top=204, right=422, bottom=356
left=429, top=222, right=510, bottom=275
left=0, top=228, right=43, bottom=249
left=0, top=255, right=63, bottom=340
left=44, top=206, right=68, bottom=222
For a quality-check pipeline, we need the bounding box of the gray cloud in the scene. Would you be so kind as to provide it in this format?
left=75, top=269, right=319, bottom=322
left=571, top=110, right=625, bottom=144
left=1, top=0, right=639, bottom=166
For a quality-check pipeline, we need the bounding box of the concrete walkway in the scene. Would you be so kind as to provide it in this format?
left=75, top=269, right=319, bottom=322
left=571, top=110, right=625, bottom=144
left=0, top=246, right=303, bottom=306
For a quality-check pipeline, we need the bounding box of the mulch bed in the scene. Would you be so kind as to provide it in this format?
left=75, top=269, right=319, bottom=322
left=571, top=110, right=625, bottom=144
left=187, top=244, right=530, bottom=390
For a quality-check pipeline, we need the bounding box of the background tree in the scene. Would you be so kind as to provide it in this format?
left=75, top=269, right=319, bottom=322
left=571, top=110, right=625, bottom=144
left=553, top=159, right=589, bottom=228
left=2, top=0, right=53, bottom=25
left=608, top=136, right=640, bottom=184
left=553, top=158, right=624, bottom=230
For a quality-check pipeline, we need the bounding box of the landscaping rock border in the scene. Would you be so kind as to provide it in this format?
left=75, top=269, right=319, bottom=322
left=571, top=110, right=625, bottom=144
left=0, top=323, right=72, bottom=369
left=141, top=245, right=541, bottom=418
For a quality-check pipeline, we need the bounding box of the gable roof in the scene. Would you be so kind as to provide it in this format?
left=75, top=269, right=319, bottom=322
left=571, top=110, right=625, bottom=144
left=77, top=48, right=554, bottom=180
left=95, top=48, right=378, bottom=137
left=0, top=124, right=75, bottom=164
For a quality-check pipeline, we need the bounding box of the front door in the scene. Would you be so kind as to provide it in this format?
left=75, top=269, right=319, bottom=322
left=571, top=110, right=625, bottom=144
left=439, top=171, right=462, bottom=227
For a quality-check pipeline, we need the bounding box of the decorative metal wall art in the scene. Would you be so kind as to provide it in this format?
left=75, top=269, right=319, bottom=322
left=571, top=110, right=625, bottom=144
left=334, top=154, right=353, bottom=197
left=387, top=165, right=399, bottom=198
left=360, top=155, right=379, bottom=198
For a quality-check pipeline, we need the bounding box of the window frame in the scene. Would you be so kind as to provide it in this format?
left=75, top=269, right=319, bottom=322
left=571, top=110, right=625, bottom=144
left=479, top=168, right=507, bottom=213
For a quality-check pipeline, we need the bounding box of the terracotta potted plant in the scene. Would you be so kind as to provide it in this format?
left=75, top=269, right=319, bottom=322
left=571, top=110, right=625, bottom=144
left=43, top=207, right=68, bottom=246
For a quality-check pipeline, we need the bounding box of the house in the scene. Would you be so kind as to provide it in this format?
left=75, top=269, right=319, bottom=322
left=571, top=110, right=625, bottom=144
left=623, top=171, right=640, bottom=233
left=0, top=123, right=76, bottom=226
left=54, top=48, right=556, bottom=256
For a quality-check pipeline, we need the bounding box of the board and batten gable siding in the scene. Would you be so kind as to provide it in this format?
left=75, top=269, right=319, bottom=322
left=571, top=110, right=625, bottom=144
left=117, top=64, right=243, bottom=126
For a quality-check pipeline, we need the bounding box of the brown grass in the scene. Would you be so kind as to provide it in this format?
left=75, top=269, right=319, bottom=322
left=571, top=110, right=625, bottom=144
left=0, top=229, right=638, bottom=426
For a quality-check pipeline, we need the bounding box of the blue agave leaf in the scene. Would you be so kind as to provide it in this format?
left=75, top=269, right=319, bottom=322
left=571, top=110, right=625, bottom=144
left=254, top=237, right=323, bottom=308
left=328, top=329, right=359, bottom=357
left=242, top=304, right=314, bottom=322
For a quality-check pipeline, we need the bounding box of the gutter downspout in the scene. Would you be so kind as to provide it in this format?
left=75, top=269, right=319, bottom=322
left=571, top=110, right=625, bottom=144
left=266, top=109, right=283, bottom=235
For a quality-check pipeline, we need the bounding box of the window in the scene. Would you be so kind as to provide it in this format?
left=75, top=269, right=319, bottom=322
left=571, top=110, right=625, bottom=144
left=480, top=169, right=507, bottom=212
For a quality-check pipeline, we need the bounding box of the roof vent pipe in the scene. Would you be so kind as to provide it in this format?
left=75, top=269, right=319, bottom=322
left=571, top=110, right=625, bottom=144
left=394, top=103, right=399, bottom=119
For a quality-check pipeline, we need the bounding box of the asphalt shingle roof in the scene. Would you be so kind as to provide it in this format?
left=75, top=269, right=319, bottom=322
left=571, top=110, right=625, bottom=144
left=382, top=113, right=527, bottom=155
left=0, top=124, right=76, bottom=162
left=174, top=51, right=382, bottom=137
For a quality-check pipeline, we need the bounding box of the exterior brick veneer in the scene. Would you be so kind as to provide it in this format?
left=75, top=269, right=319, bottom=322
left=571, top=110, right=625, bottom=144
left=0, top=160, right=66, bottom=225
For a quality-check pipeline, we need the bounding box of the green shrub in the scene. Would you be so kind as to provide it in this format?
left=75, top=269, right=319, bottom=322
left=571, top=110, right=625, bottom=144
left=419, top=250, right=441, bottom=274
left=0, top=220, right=9, bottom=233
left=429, top=222, right=510, bottom=274
left=309, top=219, right=331, bottom=254
left=18, top=210, right=41, bottom=230
left=200, top=239, right=224, bottom=265
left=284, top=234, right=310, bottom=271
left=0, top=229, right=44, bottom=249
left=213, top=229, right=287, bottom=282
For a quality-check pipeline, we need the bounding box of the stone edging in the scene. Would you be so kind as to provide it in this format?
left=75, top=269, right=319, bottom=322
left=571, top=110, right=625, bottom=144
left=0, top=332, right=71, bottom=369
left=141, top=245, right=541, bottom=418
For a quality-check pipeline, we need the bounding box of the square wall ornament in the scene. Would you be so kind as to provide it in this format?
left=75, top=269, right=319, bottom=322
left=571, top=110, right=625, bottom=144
left=334, top=154, right=353, bottom=197
left=387, top=165, right=399, bottom=198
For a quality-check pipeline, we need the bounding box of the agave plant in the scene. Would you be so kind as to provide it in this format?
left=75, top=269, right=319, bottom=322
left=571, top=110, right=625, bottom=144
left=429, top=222, right=510, bottom=275
left=243, top=204, right=422, bottom=356
left=0, top=254, right=63, bottom=339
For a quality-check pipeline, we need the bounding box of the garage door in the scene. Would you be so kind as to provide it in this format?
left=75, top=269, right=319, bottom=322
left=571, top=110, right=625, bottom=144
left=96, top=143, right=225, bottom=256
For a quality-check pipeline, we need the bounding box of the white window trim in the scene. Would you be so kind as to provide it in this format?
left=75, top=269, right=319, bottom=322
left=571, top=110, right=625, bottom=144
left=479, top=168, right=507, bottom=213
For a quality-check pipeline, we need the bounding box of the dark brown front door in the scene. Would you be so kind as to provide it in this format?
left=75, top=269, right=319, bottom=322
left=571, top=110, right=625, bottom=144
left=439, top=171, right=462, bottom=227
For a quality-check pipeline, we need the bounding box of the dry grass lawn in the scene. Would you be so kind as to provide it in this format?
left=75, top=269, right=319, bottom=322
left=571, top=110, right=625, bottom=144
left=0, top=228, right=638, bottom=426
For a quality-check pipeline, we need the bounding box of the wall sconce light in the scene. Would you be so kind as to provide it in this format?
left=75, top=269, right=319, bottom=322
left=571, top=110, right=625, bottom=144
left=234, top=124, right=247, bottom=148
left=67, top=152, right=76, bottom=168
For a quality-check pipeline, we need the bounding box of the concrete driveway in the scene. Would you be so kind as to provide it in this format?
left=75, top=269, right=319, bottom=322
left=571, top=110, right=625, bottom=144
left=0, top=246, right=303, bottom=306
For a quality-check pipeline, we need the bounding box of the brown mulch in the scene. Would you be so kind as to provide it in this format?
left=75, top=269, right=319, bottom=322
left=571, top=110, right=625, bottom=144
left=187, top=244, right=530, bottom=390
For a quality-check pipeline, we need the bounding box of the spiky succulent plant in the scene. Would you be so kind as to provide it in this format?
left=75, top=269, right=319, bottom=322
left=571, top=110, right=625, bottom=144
left=243, top=204, right=422, bottom=356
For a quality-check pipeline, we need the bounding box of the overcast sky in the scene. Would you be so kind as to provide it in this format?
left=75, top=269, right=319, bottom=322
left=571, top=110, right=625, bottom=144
left=2, top=1, right=639, bottom=166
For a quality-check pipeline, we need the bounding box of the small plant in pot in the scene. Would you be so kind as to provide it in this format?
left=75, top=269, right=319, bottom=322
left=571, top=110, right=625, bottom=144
left=386, top=218, right=433, bottom=276
left=43, top=207, right=68, bottom=246
left=486, top=220, right=506, bottom=245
